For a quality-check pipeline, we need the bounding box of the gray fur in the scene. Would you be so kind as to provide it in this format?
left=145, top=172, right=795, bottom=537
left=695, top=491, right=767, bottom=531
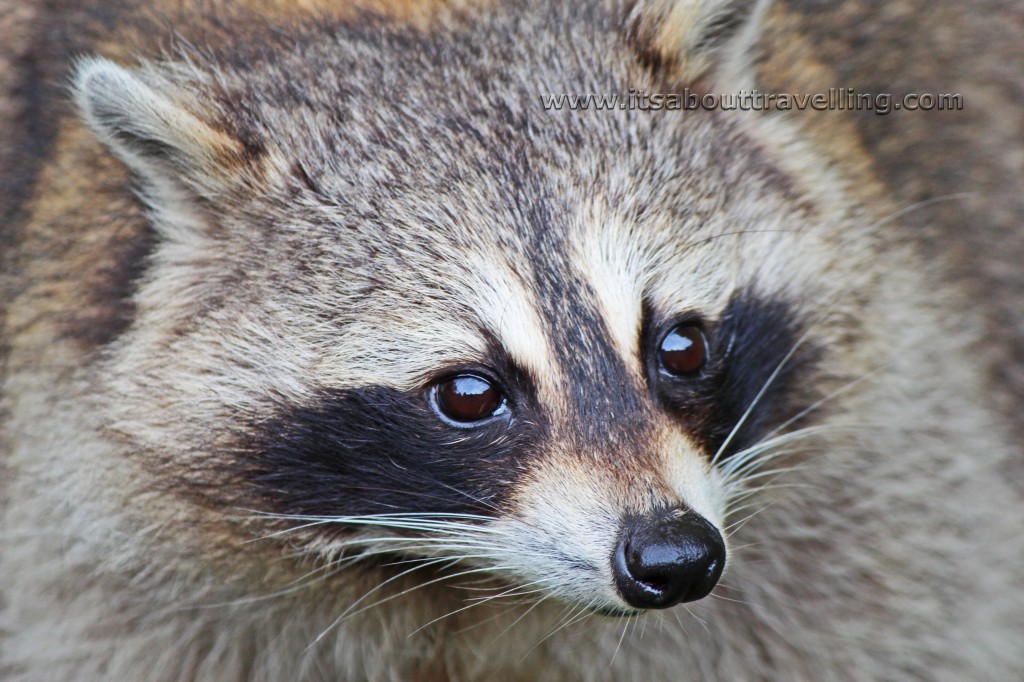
left=1, top=1, right=1022, bottom=680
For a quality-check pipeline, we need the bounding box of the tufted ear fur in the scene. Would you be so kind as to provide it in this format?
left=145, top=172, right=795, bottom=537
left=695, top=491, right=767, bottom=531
left=74, top=58, right=261, bottom=213
left=623, top=0, right=770, bottom=89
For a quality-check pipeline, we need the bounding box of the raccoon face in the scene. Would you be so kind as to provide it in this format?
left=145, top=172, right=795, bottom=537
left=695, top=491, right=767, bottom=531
left=74, top=0, right=858, bottom=616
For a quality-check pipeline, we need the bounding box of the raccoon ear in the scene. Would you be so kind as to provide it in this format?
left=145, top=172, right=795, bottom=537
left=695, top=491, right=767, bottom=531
left=74, top=57, right=249, bottom=199
left=624, top=0, right=770, bottom=88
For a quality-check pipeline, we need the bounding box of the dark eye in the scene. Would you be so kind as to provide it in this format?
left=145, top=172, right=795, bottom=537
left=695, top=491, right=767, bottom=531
left=431, top=374, right=506, bottom=424
left=658, top=324, right=708, bottom=376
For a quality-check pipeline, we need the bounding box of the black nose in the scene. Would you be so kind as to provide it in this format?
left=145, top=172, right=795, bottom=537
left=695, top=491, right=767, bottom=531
left=612, top=508, right=725, bottom=609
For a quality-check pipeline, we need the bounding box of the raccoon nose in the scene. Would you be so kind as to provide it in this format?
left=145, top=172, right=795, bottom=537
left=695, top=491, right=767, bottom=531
left=612, top=509, right=725, bottom=610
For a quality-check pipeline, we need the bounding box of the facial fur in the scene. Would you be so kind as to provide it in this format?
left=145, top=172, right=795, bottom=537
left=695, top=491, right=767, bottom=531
left=2, top=0, right=1022, bottom=680
left=73, top=3, right=839, bottom=604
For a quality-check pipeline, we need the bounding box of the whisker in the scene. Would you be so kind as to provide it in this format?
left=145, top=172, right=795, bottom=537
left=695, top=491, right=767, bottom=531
left=189, top=559, right=349, bottom=609
left=610, top=613, right=635, bottom=665
left=380, top=552, right=501, bottom=568
left=485, top=592, right=555, bottom=645
left=279, top=537, right=500, bottom=562
left=723, top=463, right=809, bottom=495
left=863, top=192, right=975, bottom=234
left=525, top=601, right=594, bottom=657
left=710, top=327, right=816, bottom=467
left=722, top=422, right=860, bottom=473
left=407, top=578, right=555, bottom=636
left=313, top=563, right=528, bottom=646
left=431, top=480, right=503, bottom=513
left=720, top=421, right=871, bottom=485
left=763, top=365, right=891, bottom=442
left=679, top=229, right=797, bottom=256
left=240, top=509, right=502, bottom=526
left=679, top=603, right=710, bottom=633
left=725, top=483, right=817, bottom=516
left=246, top=518, right=339, bottom=542
left=452, top=603, right=526, bottom=636
left=709, top=592, right=756, bottom=607
left=725, top=501, right=779, bottom=534
left=463, top=584, right=551, bottom=603
left=308, top=556, right=458, bottom=648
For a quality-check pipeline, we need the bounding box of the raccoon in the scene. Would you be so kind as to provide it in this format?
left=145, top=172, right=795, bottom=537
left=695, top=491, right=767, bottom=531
left=1, top=0, right=1022, bottom=680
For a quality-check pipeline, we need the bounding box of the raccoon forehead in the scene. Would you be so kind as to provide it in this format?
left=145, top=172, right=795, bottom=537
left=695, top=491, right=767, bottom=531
left=309, top=247, right=559, bottom=390
left=282, top=171, right=753, bottom=395
left=569, top=197, right=739, bottom=361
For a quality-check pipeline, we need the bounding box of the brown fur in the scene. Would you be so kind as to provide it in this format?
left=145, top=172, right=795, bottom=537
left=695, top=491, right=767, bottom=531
left=1, top=1, right=1021, bottom=680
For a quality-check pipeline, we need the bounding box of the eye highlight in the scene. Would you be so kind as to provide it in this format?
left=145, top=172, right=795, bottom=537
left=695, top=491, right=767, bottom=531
left=658, top=324, right=708, bottom=376
left=430, top=374, right=506, bottom=425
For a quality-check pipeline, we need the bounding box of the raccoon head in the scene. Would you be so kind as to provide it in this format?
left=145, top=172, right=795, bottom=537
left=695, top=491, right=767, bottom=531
left=73, top=0, right=870, bottom=617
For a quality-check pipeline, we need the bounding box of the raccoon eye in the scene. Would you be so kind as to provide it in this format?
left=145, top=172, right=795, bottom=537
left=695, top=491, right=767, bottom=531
left=431, top=374, right=506, bottom=424
left=658, top=324, right=708, bottom=376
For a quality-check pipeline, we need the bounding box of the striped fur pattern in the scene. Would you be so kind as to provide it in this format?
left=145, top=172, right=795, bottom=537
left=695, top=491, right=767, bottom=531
left=1, top=0, right=1021, bottom=680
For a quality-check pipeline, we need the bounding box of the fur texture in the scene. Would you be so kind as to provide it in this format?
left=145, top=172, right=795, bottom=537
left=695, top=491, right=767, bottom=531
left=1, top=1, right=1021, bottom=680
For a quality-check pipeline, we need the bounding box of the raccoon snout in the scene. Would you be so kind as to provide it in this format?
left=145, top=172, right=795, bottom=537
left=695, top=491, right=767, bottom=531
left=612, top=509, right=725, bottom=610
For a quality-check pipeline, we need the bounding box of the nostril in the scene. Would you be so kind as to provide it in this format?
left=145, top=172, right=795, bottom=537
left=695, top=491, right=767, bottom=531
left=638, top=574, right=669, bottom=591
left=621, top=540, right=669, bottom=591
left=623, top=540, right=672, bottom=591
left=612, top=509, right=726, bottom=610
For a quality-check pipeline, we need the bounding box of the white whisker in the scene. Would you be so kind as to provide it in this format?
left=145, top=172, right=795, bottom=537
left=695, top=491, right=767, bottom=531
left=725, top=502, right=779, bottom=534
left=711, top=328, right=816, bottom=467
left=610, top=613, right=634, bottom=665
left=408, top=577, right=555, bottom=636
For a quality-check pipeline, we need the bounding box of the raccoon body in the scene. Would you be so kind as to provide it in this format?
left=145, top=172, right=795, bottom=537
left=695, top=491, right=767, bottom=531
left=1, top=1, right=1022, bottom=680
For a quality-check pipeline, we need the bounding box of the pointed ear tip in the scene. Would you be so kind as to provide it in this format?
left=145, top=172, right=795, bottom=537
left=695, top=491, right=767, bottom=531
left=75, top=57, right=123, bottom=92
left=73, top=57, right=144, bottom=116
